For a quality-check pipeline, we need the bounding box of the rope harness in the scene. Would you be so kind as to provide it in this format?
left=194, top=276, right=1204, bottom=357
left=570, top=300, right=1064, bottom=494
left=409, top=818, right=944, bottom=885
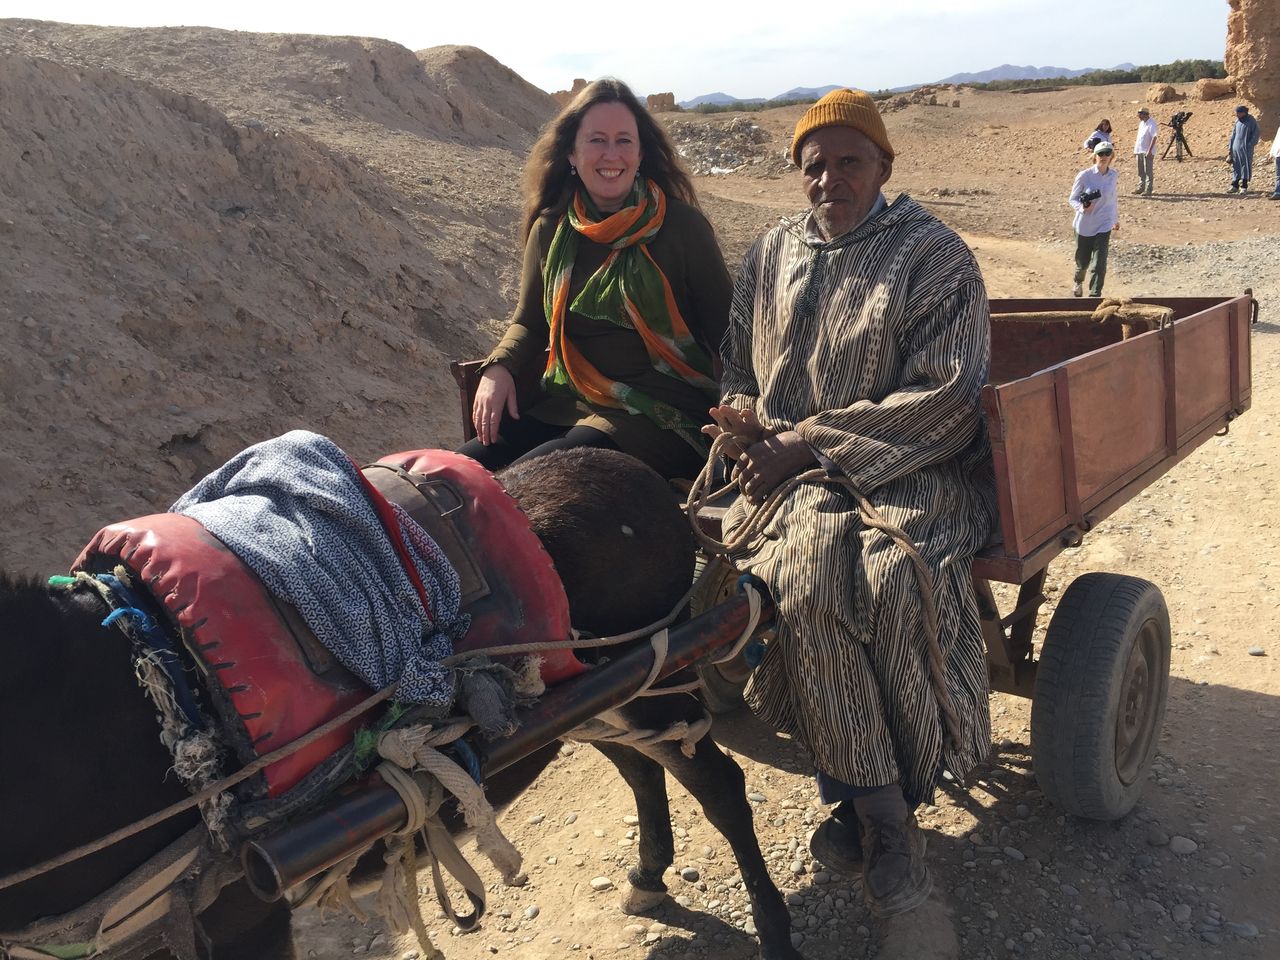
left=683, top=433, right=963, bottom=750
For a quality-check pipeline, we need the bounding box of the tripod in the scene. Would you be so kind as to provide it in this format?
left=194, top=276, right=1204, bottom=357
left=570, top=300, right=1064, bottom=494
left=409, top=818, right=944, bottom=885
left=1162, top=125, right=1193, bottom=161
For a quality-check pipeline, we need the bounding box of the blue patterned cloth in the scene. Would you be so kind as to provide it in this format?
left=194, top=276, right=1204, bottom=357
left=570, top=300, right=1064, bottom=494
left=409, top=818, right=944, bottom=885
left=171, top=431, right=467, bottom=707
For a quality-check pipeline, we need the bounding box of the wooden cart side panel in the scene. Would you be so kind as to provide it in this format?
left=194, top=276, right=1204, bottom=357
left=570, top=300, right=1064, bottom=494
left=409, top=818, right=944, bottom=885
left=1173, top=304, right=1233, bottom=444
left=989, top=318, right=1118, bottom=384
left=982, top=294, right=1252, bottom=578
left=1066, top=333, right=1168, bottom=511
left=1231, top=297, right=1253, bottom=412
left=449, top=360, right=484, bottom=442
left=985, top=376, right=1068, bottom=557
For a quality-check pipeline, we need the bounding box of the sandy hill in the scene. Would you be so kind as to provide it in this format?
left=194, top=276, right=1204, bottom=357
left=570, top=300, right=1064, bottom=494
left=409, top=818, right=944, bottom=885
left=0, top=20, right=554, bottom=567
left=1, top=21, right=1276, bottom=581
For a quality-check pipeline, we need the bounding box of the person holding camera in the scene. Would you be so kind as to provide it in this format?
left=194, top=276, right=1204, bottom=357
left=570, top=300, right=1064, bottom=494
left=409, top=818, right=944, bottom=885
left=1083, top=118, right=1112, bottom=153
left=1133, top=107, right=1158, bottom=195
left=1069, top=140, right=1120, bottom=297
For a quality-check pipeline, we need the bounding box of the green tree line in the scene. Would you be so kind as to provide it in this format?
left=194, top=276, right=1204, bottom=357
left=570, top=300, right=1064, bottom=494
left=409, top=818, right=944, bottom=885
left=688, top=97, right=820, bottom=115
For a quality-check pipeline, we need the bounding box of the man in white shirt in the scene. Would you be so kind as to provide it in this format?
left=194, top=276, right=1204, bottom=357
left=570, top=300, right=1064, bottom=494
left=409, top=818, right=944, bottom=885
left=1070, top=140, right=1121, bottom=297
left=1269, top=123, right=1280, bottom=200
left=1133, top=107, right=1159, bottom=196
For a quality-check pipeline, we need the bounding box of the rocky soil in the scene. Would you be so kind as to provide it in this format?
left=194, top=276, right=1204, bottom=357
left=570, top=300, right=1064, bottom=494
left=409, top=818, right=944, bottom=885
left=0, top=20, right=1276, bottom=960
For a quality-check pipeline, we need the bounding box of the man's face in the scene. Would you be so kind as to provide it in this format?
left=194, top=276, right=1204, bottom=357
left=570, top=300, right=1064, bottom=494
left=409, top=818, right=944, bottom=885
left=799, top=126, right=893, bottom=241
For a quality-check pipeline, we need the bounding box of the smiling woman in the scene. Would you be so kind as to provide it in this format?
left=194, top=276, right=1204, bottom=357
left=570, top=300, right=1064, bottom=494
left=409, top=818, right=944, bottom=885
left=459, top=79, right=731, bottom=480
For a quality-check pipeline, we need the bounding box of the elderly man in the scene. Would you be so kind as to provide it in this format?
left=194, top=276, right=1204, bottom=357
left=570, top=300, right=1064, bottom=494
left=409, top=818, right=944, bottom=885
left=706, top=89, right=995, bottom=919
left=1227, top=104, right=1261, bottom=194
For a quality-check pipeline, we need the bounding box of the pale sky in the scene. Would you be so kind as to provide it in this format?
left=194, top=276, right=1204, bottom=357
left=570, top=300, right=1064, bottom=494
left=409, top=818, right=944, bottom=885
left=3, top=1, right=1228, bottom=101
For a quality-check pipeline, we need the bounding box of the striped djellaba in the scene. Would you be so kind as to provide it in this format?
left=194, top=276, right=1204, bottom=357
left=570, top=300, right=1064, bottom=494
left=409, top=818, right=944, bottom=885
left=720, top=195, right=997, bottom=805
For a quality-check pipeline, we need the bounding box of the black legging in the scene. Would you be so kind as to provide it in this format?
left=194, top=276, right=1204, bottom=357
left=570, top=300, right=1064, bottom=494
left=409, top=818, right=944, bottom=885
left=456, top=413, right=618, bottom=472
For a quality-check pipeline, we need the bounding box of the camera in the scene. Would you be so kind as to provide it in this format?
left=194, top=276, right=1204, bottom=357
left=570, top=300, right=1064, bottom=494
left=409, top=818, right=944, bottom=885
left=1169, top=111, right=1192, bottom=129
left=1078, top=188, right=1102, bottom=209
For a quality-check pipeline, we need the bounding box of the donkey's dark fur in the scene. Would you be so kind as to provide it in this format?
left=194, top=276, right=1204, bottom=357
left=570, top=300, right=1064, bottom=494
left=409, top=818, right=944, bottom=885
left=0, top=449, right=798, bottom=960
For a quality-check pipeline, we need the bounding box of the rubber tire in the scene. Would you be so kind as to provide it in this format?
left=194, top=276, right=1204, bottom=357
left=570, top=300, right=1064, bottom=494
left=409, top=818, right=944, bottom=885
left=1031, top=572, right=1171, bottom=820
left=691, top=558, right=750, bottom=714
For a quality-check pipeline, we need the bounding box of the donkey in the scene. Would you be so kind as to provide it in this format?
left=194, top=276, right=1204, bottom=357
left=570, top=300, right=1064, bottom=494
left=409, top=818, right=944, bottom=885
left=0, top=447, right=800, bottom=960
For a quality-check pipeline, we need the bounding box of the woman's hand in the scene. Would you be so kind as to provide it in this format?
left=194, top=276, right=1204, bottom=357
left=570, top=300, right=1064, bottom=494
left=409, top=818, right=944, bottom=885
left=472, top=365, right=519, bottom=445
left=702, top=405, right=768, bottom=461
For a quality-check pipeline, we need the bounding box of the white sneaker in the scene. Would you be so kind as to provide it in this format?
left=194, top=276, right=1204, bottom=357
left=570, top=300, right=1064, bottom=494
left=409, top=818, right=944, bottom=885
left=1072, top=282, right=1083, bottom=297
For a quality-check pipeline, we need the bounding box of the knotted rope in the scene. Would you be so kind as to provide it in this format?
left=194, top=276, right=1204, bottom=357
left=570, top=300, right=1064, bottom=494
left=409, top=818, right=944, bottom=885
left=683, top=433, right=963, bottom=750
left=1091, top=297, right=1173, bottom=340
left=567, top=711, right=714, bottom=759
left=296, top=718, right=523, bottom=960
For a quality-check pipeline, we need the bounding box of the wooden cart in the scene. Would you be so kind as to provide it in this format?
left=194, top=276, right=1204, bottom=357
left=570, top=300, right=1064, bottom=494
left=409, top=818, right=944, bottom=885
left=449, top=292, right=1255, bottom=821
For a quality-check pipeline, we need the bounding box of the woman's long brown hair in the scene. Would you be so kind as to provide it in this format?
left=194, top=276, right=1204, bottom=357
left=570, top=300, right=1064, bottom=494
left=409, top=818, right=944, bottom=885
left=520, top=78, right=698, bottom=243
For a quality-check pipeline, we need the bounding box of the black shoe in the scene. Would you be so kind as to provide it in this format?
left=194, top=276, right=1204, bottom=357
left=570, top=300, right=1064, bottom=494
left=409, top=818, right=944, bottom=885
left=861, top=814, right=931, bottom=918
left=809, top=815, right=864, bottom=879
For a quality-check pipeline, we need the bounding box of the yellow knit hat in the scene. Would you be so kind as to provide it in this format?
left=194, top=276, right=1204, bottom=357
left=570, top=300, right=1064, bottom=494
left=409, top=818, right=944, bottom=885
left=790, top=89, right=895, bottom=165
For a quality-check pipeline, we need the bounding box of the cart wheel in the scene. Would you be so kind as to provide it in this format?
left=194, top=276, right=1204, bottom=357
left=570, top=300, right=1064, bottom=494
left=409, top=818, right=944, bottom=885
left=692, top=558, right=750, bottom=714
left=1031, top=572, right=1170, bottom=820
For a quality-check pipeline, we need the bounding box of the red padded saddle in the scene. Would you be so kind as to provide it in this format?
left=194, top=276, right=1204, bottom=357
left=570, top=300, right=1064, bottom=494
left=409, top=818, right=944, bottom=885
left=73, top=449, right=580, bottom=798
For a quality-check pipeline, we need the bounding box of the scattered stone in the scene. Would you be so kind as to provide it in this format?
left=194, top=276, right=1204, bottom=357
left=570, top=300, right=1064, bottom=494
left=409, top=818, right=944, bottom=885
left=524, top=905, right=540, bottom=920
left=680, top=867, right=701, bottom=882
left=747, top=792, right=767, bottom=803
left=1172, top=904, right=1192, bottom=922
left=590, top=877, right=614, bottom=891
left=528, top=814, right=545, bottom=825
left=1247, top=646, right=1265, bottom=656
left=1169, top=836, right=1198, bottom=855
left=1003, top=846, right=1026, bottom=861
left=1224, top=921, right=1258, bottom=938
left=564, top=812, right=578, bottom=825
left=1146, top=827, right=1170, bottom=846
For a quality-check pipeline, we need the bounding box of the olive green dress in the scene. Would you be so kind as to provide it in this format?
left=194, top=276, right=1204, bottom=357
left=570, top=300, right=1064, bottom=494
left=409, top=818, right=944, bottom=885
left=485, top=198, right=731, bottom=478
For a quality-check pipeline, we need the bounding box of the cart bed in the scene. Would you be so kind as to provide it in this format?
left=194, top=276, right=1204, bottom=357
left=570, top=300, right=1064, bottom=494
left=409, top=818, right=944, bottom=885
left=975, top=294, right=1253, bottom=584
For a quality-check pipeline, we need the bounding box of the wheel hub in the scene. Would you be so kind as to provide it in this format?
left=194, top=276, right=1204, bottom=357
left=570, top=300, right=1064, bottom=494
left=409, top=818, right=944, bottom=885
left=1115, top=620, right=1160, bottom=785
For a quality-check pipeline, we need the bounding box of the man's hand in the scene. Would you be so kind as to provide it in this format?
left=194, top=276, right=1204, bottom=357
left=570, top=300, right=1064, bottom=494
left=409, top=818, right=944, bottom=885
left=737, top=431, right=817, bottom=504
left=703, top=405, right=769, bottom=461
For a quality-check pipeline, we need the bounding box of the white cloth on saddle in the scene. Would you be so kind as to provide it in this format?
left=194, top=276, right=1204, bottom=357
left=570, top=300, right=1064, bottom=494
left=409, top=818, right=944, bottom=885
left=170, top=430, right=467, bottom=706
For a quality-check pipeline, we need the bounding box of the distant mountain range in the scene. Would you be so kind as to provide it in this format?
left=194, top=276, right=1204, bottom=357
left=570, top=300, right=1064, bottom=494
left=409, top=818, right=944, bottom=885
left=678, top=66, right=1135, bottom=109
left=678, top=85, right=842, bottom=109
left=937, top=63, right=1136, bottom=84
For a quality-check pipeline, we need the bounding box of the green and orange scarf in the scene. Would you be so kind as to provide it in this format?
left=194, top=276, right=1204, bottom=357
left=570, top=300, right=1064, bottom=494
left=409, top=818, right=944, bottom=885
left=542, top=178, right=717, bottom=452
